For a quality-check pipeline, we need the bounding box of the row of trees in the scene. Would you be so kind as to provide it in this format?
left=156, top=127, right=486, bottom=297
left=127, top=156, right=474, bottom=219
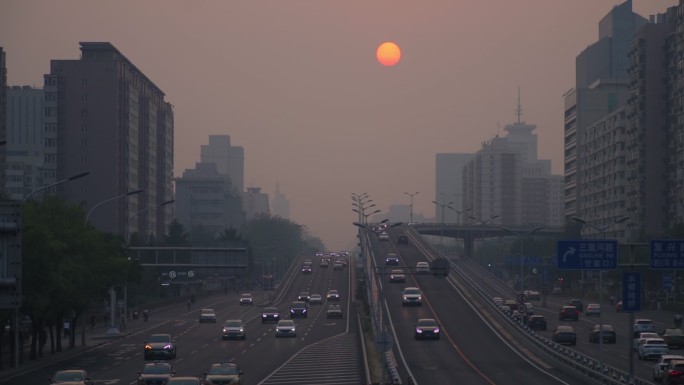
left=0, top=197, right=324, bottom=369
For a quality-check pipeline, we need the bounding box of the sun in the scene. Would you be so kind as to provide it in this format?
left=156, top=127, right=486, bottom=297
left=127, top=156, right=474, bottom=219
left=376, top=41, right=401, bottom=67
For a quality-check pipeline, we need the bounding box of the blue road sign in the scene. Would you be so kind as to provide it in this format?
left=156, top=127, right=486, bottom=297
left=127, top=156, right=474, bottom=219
left=622, top=272, right=641, bottom=312
left=664, top=273, right=673, bottom=290
left=557, top=240, right=618, bottom=270
left=650, top=240, right=684, bottom=269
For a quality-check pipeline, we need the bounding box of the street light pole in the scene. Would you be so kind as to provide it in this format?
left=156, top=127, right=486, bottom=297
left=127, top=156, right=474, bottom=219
left=572, top=215, right=629, bottom=375
left=469, top=215, right=500, bottom=266
left=502, top=226, right=543, bottom=291
left=404, top=192, right=419, bottom=224
left=87, top=189, right=145, bottom=336
left=432, top=199, right=454, bottom=250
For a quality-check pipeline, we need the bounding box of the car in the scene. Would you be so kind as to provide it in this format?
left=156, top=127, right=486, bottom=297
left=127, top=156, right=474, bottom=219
left=638, top=338, right=670, bottom=360
left=166, top=377, right=201, bottom=385
left=552, top=325, right=576, bottom=345
left=379, top=231, right=390, bottom=241
left=326, top=289, right=340, bottom=301
left=301, top=265, right=312, bottom=274
left=415, top=261, right=430, bottom=274
left=327, top=304, right=343, bottom=319
left=275, top=319, right=296, bottom=337
left=144, top=333, right=177, bottom=360
left=585, top=303, right=600, bottom=316
left=199, top=308, right=217, bottom=323
left=315, top=252, right=323, bottom=257
left=385, top=254, right=399, bottom=265
left=50, top=370, right=94, bottom=385
left=320, top=259, right=329, bottom=268
left=526, top=290, right=541, bottom=300
left=290, top=301, right=308, bottom=318
left=335, top=258, right=348, bottom=267
left=309, top=294, right=323, bottom=304
left=402, top=287, right=422, bottom=306
left=662, top=359, right=684, bottom=385
left=397, top=235, right=409, bottom=245
left=568, top=299, right=584, bottom=312
left=204, top=362, right=244, bottom=385
left=239, top=293, right=253, bottom=305
left=589, top=324, right=616, bottom=343
left=653, top=354, right=684, bottom=383
left=662, top=329, right=684, bottom=349
left=137, top=362, right=175, bottom=385
left=635, top=318, right=656, bottom=333
left=552, top=286, right=562, bottom=295
left=414, top=318, right=440, bottom=340
left=634, top=331, right=661, bottom=351
left=389, top=269, right=406, bottom=283
left=298, top=291, right=311, bottom=302
left=559, top=306, right=579, bottom=321
left=222, top=319, right=246, bottom=340
left=333, top=261, right=344, bottom=270
left=258, top=307, right=280, bottom=324
left=527, top=315, right=547, bottom=331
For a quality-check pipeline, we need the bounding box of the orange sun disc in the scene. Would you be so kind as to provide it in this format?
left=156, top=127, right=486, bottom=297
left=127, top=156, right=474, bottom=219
left=376, top=41, right=401, bottom=66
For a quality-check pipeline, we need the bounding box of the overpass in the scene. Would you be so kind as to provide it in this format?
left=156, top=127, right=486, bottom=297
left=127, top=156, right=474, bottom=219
left=410, top=223, right=564, bottom=257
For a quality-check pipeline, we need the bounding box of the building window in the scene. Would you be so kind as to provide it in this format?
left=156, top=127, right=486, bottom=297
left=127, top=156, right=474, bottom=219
left=81, top=94, right=87, bottom=102
left=44, top=138, right=56, bottom=148
left=81, top=109, right=88, bottom=117
left=81, top=78, right=88, bottom=86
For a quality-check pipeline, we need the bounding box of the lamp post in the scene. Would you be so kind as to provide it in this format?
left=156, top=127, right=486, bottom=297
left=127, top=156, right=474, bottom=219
left=451, top=207, right=472, bottom=226
left=469, top=215, right=500, bottom=265
left=128, top=199, right=175, bottom=242
left=404, top=192, right=419, bottom=224
left=432, top=199, right=454, bottom=250
left=87, top=189, right=144, bottom=336
left=502, top=226, right=543, bottom=291
left=572, top=215, right=629, bottom=373
left=22, top=171, right=90, bottom=203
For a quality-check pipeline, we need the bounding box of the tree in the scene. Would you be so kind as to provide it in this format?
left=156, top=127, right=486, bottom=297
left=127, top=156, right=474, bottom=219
left=163, top=219, right=190, bottom=246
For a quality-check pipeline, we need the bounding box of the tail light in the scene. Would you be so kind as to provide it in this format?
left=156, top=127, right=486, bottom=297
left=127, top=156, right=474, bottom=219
left=670, top=370, right=683, bottom=376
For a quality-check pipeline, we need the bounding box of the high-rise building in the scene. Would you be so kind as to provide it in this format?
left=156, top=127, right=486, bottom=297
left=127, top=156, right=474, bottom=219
left=5, top=86, right=45, bottom=199
left=243, top=187, right=269, bottom=219
left=200, top=135, right=244, bottom=194
left=46, top=42, right=174, bottom=240
left=563, top=0, right=647, bottom=223
left=271, top=182, right=290, bottom=219
left=0, top=48, right=7, bottom=191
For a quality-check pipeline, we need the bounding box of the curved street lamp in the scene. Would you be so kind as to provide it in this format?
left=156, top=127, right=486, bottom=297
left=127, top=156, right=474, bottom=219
left=404, top=192, right=419, bottom=224
left=22, top=171, right=90, bottom=203
left=432, top=200, right=454, bottom=249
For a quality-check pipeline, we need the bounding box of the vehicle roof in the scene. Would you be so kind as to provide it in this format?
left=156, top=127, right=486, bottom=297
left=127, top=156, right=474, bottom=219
left=555, top=325, right=575, bottom=331
left=201, top=308, right=214, bottom=312
left=635, top=318, right=654, bottom=322
left=277, top=319, right=294, bottom=324
left=416, top=261, right=429, bottom=265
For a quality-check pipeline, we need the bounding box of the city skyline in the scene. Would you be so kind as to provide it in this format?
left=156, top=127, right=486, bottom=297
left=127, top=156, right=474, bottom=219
left=1, top=0, right=677, bottom=250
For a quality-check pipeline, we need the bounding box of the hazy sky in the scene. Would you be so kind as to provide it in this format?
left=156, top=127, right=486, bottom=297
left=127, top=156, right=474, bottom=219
left=1, top=1, right=677, bottom=251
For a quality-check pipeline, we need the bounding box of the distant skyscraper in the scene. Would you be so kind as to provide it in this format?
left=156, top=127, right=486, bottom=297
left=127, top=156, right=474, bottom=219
left=200, top=135, right=244, bottom=194
left=271, top=182, right=290, bottom=219
left=243, top=187, right=269, bottom=220
left=5, top=86, right=45, bottom=199
left=0, top=48, right=7, bottom=191
left=46, top=42, right=174, bottom=240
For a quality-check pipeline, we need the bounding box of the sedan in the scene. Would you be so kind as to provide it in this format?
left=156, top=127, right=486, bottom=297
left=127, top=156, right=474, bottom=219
left=204, top=362, right=244, bottom=385
left=552, top=325, right=576, bottom=346
left=261, top=307, right=280, bottom=323
left=144, top=334, right=177, bottom=360
left=298, top=291, right=311, bottom=302
left=585, top=303, right=601, bottom=316
left=275, top=320, right=296, bottom=337
left=559, top=306, right=579, bottom=321
left=50, top=370, right=93, bottom=385
left=653, top=354, right=684, bottom=383
left=199, top=308, right=217, bottom=323
left=239, top=293, right=253, bottom=305
left=414, top=318, right=440, bottom=340
left=527, top=315, right=547, bottom=331
left=389, top=269, right=406, bottom=283
left=137, top=362, right=174, bottom=385
left=167, top=377, right=201, bottom=385
left=589, top=324, right=616, bottom=343
left=326, top=290, right=340, bottom=301
left=222, top=319, right=246, bottom=340
left=309, top=294, right=323, bottom=304
left=638, top=338, right=669, bottom=360
left=327, top=304, right=343, bottom=319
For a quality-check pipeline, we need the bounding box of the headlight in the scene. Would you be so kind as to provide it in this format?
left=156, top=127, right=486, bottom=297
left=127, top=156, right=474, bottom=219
left=145, top=345, right=152, bottom=350
left=239, top=328, right=244, bottom=333
left=223, top=328, right=228, bottom=332
left=416, top=329, right=423, bottom=333
left=164, top=344, right=172, bottom=349
left=262, top=314, right=267, bottom=317
left=434, top=328, right=440, bottom=333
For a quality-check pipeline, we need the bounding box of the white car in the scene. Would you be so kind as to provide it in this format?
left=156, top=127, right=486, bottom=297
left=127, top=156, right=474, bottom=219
left=309, top=294, right=323, bottom=304
left=402, top=287, right=422, bottom=306
left=637, top=338, right=669, bottom=360
left=199, top=308, right=217, bottom=323
left=653, top=354, right=684, bottom=382
left=634, top=318, right=656, bottom=333
left=585, top=303, right=601, bottom=316
left=275, top=320, right=296, bottom=338
left=633, top=332, right=660, bottom=351
left=222, top=319, right=246, bottom=340
left=239, top=293, right=253, bottom=305
left=415, top=262, right=430, bottom=274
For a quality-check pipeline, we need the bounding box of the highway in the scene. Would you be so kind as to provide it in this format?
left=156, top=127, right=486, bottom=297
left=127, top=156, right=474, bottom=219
left=2, top=257, right=364, bottom=385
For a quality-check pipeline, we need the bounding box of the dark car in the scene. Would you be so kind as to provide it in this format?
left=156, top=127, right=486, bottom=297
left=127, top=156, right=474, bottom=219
left=568, top=299, right=584, bottom=312
left=137, top=362, right=175, bottom=385
left=326, top=289, right=340, bottom=301
left=415, top=318, right=440, bottom=340
left=559, top=306, right=579, bottom=321
left=297, top=291, right=311, bottom=302
left=527, top=315, right=547, bottom=331
left=261, top=307, right=280, bottom=323
left=589, top=324, right=616, bottom=343
left=290, top=301, right=308, bottom=318
left=327, top=304, right=343, bottom=319
left=301, top=265, right=312, bottom=274
left=144, top=333, right=177, bottom=360
left=50, top=370, right=94, bottom=385
left=204, top=362, right=244, bottom=385
left=385, top=254, right=399, bottom=265
left=221, top=319, right=246, bottom=340
left=663, top=359, right=684, bottom=385
left=552, top=325, right=577, bottom=346
left=397, top=235, right=409, bottom=245
left=662, top=329, right=684, bottom=349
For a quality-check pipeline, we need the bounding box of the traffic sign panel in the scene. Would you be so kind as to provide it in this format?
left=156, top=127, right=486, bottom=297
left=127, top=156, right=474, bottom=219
left=557, top=240, right=618, bottom=270
left=622, top=272, right=641, bottom=312
left=650, top=240, right=684, bottom=269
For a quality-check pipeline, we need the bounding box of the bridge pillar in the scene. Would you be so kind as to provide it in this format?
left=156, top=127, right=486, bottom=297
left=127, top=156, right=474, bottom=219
left=464, top=233, right=475, bottom=259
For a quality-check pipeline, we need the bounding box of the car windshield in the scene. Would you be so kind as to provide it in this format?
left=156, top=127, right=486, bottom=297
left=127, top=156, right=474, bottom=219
left=143, top=365, right=171, bottom=374
left=168, top=380, right=200, bottom=385
left=279, top=320, right=294, bottom=327
left=241, top=294, right=251, bottom=298
left=201, top=309, right=214, bottom=314
left=54, top=372, right=84, bottom=381
left=292, top=302, right=306, bottom=308
left=148, top=335, right=171, bottom=343
left=417, top=319, right=437, bottom=327
left=208, top=365, right=238, bottom=375
left=224, top=320, right=242, bottom=327
left=264, top=308, right=278, bottom=313
left=404, top=288, right=420, bottom=294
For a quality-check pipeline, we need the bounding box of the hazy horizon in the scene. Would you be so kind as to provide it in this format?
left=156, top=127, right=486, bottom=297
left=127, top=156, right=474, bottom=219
left=1, top=0, right=676, bottom=251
